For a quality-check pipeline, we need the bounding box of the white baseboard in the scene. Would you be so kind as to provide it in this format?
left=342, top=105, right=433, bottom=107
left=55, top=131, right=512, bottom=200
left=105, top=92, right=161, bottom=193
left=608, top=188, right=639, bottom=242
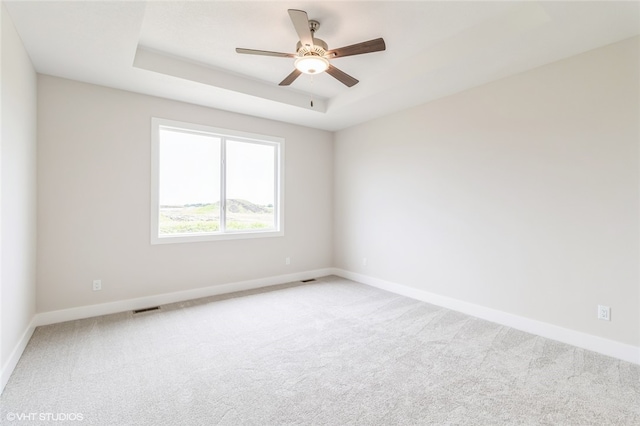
left=1, top=319, right=36, bottom=393
left=333, top=268, right=640, bottom=365
left=35, top=268, right=334, bottom=327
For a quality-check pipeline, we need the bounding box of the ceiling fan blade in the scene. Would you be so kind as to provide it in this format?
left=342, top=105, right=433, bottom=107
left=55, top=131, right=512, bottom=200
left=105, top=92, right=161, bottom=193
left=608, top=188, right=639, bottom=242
left=279, top=69, right=302, bottom=86
left=326, top=38, right=386, bottom=59
left=236, top=48, right=294, bottom=58
left=288, top=9, right=313, bottom=47
left=326, top=65, right=359, bottom=87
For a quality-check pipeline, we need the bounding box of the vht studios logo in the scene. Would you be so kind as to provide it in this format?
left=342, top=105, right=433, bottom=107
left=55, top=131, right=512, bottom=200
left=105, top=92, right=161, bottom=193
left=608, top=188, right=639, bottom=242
left=6, top=412, right=84, bottom=422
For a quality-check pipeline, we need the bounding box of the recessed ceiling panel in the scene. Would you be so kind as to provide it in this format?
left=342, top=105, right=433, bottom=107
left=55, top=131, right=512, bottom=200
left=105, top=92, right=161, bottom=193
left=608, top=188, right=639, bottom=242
left=4, top=1, right=639, bottom=131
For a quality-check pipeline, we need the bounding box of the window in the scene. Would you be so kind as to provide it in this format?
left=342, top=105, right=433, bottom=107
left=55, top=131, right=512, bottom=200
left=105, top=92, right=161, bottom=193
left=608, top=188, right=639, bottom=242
left=151, top=118, right=284, bottom=244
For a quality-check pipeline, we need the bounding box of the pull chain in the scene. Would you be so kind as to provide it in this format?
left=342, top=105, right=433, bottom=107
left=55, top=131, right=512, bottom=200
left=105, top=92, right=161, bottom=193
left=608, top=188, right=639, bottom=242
left=310, top=74, right=314, bottom=108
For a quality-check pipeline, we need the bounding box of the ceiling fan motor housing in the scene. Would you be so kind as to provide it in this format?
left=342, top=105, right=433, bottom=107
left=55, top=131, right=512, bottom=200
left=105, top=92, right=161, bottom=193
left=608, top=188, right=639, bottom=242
left=295, top=37, right=329, bottom=74
left=296, top=38, right=328, bottom=57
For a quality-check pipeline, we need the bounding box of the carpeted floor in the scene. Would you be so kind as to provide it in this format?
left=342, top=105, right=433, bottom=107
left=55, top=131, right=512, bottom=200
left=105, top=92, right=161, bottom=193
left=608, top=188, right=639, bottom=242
left=1, top=275, right=639, bottom=425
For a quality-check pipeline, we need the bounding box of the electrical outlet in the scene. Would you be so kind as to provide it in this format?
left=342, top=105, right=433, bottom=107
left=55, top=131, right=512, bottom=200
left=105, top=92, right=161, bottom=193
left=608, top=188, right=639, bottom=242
left=285, top=257, right=291, bottom=265
left=597, top=305, right=610, bottom=321
left=92, top=279, right=102, bottom=291
left=362, top=258, right=368, bottom=267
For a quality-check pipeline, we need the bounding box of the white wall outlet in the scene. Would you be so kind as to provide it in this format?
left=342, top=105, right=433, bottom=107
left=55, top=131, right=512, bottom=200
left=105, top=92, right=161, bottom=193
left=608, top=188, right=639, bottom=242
left=362, top=257, right=368, bottom=267
left=597, top=305, right=610, bottom=321
left=92, top=279, right=102, bottom=291
left=285, top=257, right=291, bottom=265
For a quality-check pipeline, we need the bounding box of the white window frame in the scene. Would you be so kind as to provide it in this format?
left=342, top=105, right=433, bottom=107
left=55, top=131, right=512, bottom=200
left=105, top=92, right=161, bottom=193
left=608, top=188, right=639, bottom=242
left=151, top=117, right=284, bottom=244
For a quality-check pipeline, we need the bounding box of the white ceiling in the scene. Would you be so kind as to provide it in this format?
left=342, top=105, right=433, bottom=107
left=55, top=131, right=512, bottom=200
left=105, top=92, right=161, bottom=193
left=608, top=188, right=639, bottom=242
left=5, top=1, right=639, bottom=131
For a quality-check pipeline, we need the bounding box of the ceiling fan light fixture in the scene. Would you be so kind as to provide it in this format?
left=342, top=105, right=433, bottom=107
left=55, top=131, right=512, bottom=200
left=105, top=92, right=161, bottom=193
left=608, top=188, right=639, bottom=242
left=294, top=55, right=329, bottom=75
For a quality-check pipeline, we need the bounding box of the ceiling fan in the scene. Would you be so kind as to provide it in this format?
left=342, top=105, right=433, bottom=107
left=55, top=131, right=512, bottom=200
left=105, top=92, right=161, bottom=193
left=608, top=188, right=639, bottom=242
left=236, top=9, right=386, bottom=88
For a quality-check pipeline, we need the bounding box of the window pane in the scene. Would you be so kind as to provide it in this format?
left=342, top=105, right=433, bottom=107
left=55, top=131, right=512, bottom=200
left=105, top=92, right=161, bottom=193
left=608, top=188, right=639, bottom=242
left=225, top=140, right=276, bottom=231
left=159, top=129, right=221, bottom=235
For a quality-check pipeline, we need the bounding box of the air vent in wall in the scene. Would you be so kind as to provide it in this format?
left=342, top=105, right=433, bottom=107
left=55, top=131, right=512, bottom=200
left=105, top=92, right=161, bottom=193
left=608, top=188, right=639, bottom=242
left=133, top=306, right=161, bottom=314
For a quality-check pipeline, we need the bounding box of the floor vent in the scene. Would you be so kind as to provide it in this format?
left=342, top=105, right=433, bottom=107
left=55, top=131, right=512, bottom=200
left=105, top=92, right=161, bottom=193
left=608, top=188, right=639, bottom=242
left=300, top=278, right=317, bottom=283
left=133, top=306, right=160, bottom=314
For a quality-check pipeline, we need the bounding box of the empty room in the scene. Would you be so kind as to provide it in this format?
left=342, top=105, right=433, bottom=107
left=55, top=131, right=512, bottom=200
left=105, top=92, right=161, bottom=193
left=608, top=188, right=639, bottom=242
left=1, top=1, right=639, bottom=424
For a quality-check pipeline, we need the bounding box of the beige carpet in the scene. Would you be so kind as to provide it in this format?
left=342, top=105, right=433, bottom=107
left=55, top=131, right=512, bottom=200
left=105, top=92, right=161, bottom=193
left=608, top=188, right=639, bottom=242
left=1, top=275, right=639, bottom=425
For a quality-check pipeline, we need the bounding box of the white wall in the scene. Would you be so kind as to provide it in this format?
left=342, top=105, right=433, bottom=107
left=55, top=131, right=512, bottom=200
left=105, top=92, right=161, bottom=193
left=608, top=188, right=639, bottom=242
left=334, top=36, right=640, bottom=347
left=37, top=76, right=333, bottom=313
left=1, top=3, right=38, bottom=388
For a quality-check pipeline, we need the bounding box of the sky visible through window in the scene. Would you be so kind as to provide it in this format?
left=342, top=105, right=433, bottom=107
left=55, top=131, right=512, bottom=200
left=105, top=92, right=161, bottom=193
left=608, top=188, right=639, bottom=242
left=159, top=129, right=275, bottom=207
left=159, top=129, right=220, bottom=206
left=226, top=140, right=275, bottom=206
